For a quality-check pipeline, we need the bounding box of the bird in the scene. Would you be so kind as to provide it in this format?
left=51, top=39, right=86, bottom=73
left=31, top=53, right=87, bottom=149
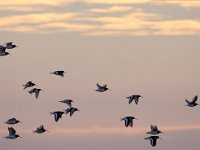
left=64, top=107, right=79, bottom=117
left=145, top=136, right=160, bottom=147
left=59, top=99, right=73, bottom=107
left=22, top=81, right=36, bottom=89
left=185, top=95, right=198, bottom=107
left=147, top=125, right=163, bottom=135
left=4, top=127, right=21, bottom=139
left=33, top=125, right=49, bottom=134
left=96, top=83, right=110, bottom=92
left=5, top=118, right=21, bottom=125
left=50, top=111, right=64, bottom=122
left=126, top=95, right=142, bottom=104
left=2, top=42, right=17, bottom=49
left=121, top=116, right=137, bottom=127
left=0, top=45, right=10, bottom=56
left=50, top=71, right=65, bottom=77
left=28, top=88, right=42, bottom=98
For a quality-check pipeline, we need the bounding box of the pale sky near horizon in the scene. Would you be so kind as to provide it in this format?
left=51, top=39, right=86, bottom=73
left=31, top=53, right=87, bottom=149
left=0, top=0, right=200, bottom=150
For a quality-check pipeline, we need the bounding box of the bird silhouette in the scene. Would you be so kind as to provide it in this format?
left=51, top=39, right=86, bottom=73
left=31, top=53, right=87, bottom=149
left=4, top=127, right=21, bottom=139
left=96, top=83, right=110, bottom=92
left=33, top=125, right=49, bottom=134
left=126, top=95, right=142, bottom=104
left=185, top=95, right=198, bottom=107
left=50, top=111, right=64, bottom=122
left=145, top=136, right=160, bottom=147
left=50, top=71, right=65, bottom=77
left=121, top=116, right=137, bottom=127
left=5, top=118, right=21, bottom=125
left=59, top=99, right=73, bottom=107
left=28, top=88, right=42, bottom=98
left=23, top=81, right=36, bottom=89
left=64, top=107, right=79, bottom=117
left=147, top=125, right=163, bottom=135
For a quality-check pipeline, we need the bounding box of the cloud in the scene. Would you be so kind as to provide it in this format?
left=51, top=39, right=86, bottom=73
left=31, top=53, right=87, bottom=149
left=89, top=6, right=133, bottom=13
left=85, top=0, right=151, bottom=4
left=154, top=0, right=200, bottom=8
left=0, top=0, right=76, bottom=6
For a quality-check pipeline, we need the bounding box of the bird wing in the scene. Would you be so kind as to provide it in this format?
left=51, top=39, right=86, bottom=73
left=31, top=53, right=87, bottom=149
left=0, top=46, right=6, bottom=53
left=185, top=99, right=190, bottom=104
left=154, top=125, right=158, bottom=131
left=134, top=97, right=139, bottom=104
left=103, top=84, right=107, bottom=88
left=124, top=118, right=129, bottom=127
left=54, top=113, right=59, bottom=122
left=38, top=125, right=44, bottom=130
left=4, top=42, right=12, bottom=46
left=129, top=98, right=133, bottom=104
left=8, top=127, right=16, bottom=135
left=70, top=110, right=74, bottom=117
left=150, top=125, right=154, bottom=131
left=150, top=137, right=157, bottom=146
left=35, top=90, right=40, bottom=98
left=97, top=83, right=102, bottom=88
left=191, top=95, right=198, bottom=103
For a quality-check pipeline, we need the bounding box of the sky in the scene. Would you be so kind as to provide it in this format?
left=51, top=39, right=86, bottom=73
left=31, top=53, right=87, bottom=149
left=0, top=0, right=200, bottom=149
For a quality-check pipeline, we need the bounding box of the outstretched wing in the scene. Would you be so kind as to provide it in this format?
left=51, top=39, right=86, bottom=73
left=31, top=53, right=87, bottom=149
left=191, top=95, right=198, bottom=103
left=0, top=45, right=6, bottom=53
left=8, top=127, right=16, bottom=135
left=96, top=83, right=102, bottom=88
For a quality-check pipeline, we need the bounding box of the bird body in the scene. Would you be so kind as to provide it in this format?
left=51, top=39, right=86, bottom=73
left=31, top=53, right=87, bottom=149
left=127, top=95, right=142, bottom=104
left=185, top=95, right=198, bottom=107
left=59, top=99, right=73, bottom=107
left=23, top=81, right=36, bottom=89
left=96, top=83, right=109, bottom=92
left=121, top=116, right=137, bottom=127
left=145, top=136, right=160, bottom=147
left=50, top=71, right=65, bottom=77
left=5, top=118, right=21, bottom=125
left=50, top=111, right=64, bottom=122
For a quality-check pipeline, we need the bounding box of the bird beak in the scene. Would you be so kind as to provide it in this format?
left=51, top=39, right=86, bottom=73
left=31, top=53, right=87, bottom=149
left=46, top=130, right=50, bottom=132
left=135, top=118, right=138, bottom=120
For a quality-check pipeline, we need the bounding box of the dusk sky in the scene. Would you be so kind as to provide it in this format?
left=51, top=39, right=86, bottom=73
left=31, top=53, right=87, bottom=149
left=0, top=0, right=200, bottom=149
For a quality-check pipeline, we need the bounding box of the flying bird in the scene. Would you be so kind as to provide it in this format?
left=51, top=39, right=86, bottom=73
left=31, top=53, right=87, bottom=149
left=0, top=45, right=10, bottom=56
left=121, top=116, right=137, bottom=127
left=28, top=88, right=42, bottom=98
left=5, top=118, right=21, bottom=125
left=147, top=125, right=163, bottom=135
left=64, top=107, right=79, bottom=117
left=50, top=111, right=64, bottom=122
left=23, top=81, right=36, bottom=89
left=185, top=95, right=198, bottom=107
left=145, top=136, right=160, bottom=147
left=2, top=42, right=17, bottom=49
left=50, top=71, right=65, bottom=77
left=59, top=99, right=73, bottom=107
left=4, top=127, right=21, bottom=139
left=96, top=83, right=110, bottom=92
left=33, top=125, right=49, bottom=134
left=126, top=95, right=143, bottom=104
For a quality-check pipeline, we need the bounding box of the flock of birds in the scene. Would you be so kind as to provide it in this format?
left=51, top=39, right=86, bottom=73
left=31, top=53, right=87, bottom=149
left=1, top=42, right=199, bottom=147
